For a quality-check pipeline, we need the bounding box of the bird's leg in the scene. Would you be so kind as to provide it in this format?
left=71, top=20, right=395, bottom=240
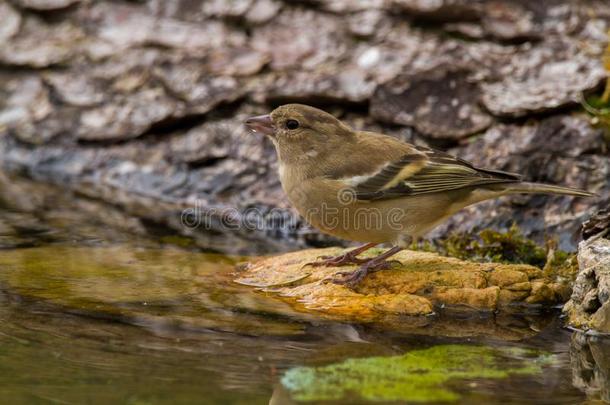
left=330, top=246, right=404, bottom=288
left=304, top=242, right=378, bottom=267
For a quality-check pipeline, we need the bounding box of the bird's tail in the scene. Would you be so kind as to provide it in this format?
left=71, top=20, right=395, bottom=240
left=502, top=182, right=596, bottom=197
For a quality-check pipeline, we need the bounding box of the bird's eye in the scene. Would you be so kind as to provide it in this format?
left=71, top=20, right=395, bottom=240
left=285, top=119, right=299, bottom=130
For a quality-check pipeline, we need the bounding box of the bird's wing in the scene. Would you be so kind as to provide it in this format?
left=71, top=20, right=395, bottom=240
left=348, top=145, right=522, bottom=201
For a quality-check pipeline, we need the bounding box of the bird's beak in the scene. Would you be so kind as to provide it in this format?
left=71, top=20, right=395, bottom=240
left=245, top=114, right=275, bottom=136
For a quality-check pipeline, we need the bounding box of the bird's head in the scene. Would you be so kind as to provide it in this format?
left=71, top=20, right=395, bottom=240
left=245, top=104, right=354, bottom=165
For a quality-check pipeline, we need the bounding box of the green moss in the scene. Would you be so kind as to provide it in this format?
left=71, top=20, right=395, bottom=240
left=281, top=344, right=556, bottom=402
left=415, top=224, right=577, bottom=278
left=439, top=224, right=547, bottom=267
left=582, top=93, right=610, bottom=138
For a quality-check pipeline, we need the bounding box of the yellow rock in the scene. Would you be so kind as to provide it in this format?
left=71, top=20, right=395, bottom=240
left=236, top=247, right=572, bottom=321
left=433, top=286, right=500, bottom=310
left=526, top=281, right=557, bottom=304
left=488, top=268, right=529, bottom=287
left=498, top=289, right=531, bottom=305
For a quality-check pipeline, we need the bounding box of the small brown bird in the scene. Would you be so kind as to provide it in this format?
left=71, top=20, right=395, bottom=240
left=245, top=104, right=595, bottom=287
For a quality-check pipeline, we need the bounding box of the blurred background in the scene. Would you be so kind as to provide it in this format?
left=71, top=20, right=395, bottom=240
left=0, top=0, right=609, bottom=255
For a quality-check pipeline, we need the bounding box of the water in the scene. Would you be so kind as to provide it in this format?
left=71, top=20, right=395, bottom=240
left=0, top=173, right=607, bottom=404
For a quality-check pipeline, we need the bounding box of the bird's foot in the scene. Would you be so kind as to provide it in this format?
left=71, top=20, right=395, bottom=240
left=327, top=259, right=396, bottom=288
left=303, top=252, right=369, bottom=268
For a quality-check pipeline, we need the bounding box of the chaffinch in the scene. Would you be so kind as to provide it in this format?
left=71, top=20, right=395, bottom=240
left=245, top=104, right=594, bottom=287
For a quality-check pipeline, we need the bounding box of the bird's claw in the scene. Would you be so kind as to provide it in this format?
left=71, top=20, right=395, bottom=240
left=325, top=260, right=395, bottom=288
left=329, top=269, right=368, bottom=288
left=303, top=253, right=369, bottom=268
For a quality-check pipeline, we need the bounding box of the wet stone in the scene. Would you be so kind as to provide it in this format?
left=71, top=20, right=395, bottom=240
left=571, top=332, right=610, bottom=402
left=370, top=66, right=493, bottom=140
left=85, top=48, right=164, bottom=80
left=481, top=39, right=606, bottom=117
left=153, top=62, right=244, bottom=109
left=0, top=75, right=54, bottom=143
left=478, top=1, right=538, bottom=41
left=236, top=247, right=572, bottom=320
left=251, top=8, right=351, bottom=71
left=582, top=209, right=610, bottom=241
left=202, top=0, right=253, bottom=19
left=264, top=68, right=376, bottom=104
left=44, top=72, right=106, bottom=107
left=564, top=216, right=610, bottom=333
left=347, top=28, right=426, bottom=85
left=200, top=0, right=282, bottom=25
left=244, top=0, right=282, bottom=25
left=391, top=0, right=482, bottom=22
left=207, top=47, right=269, bottom=77
left=169, top=119, right=240, bottom=166
left=0, top=16, right=83, bottom=68
left=13, top=0, right=80, bottom=11
left=142, top=0, right=206, bottom=22
left=456, top=115, right=607, bottom=163
left=434, top=115, right=609, bottom=250
left=12, top=107, right=77, bottom=145
left=83, top=2, right=246, bottom=54
left=443, top=0, right=570, bottom=42
left=347, top=9, right=388, bottom=38
left=0, top=1, right=21, bottom=44
left=313, top=0, right=386, bottom=13
left=77, top=87, right=178, bottom=142
left=71, top=59, right=247, bottom=142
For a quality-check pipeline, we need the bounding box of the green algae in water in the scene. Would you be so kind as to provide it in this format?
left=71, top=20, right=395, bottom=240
left=281, top=344, right=557, bottom=403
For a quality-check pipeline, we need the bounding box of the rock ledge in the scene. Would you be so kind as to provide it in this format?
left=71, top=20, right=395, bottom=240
left=236, top=247, right=572, bottom=321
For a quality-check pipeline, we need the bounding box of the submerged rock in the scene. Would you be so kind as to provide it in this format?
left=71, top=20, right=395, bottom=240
left=570, top=332, right=610, bottom=402
left=235, top=247, right=574, bottom=319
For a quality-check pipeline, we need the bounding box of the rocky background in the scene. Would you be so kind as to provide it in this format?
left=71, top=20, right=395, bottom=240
left=0, top=0, right=609, bottom=254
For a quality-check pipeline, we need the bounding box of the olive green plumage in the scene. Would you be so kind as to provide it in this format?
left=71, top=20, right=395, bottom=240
left=245, top=104, right=594, bottom=286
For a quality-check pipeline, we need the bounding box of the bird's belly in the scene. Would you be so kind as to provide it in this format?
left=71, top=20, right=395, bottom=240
left=292, top=198, right=407, bottom=244
left=285, top=178, right=469, bottom=245
left=295, top=193, right=464, bottom=244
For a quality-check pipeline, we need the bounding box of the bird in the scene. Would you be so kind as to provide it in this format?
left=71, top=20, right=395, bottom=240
left=245, top=104, right=595, bottom=287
